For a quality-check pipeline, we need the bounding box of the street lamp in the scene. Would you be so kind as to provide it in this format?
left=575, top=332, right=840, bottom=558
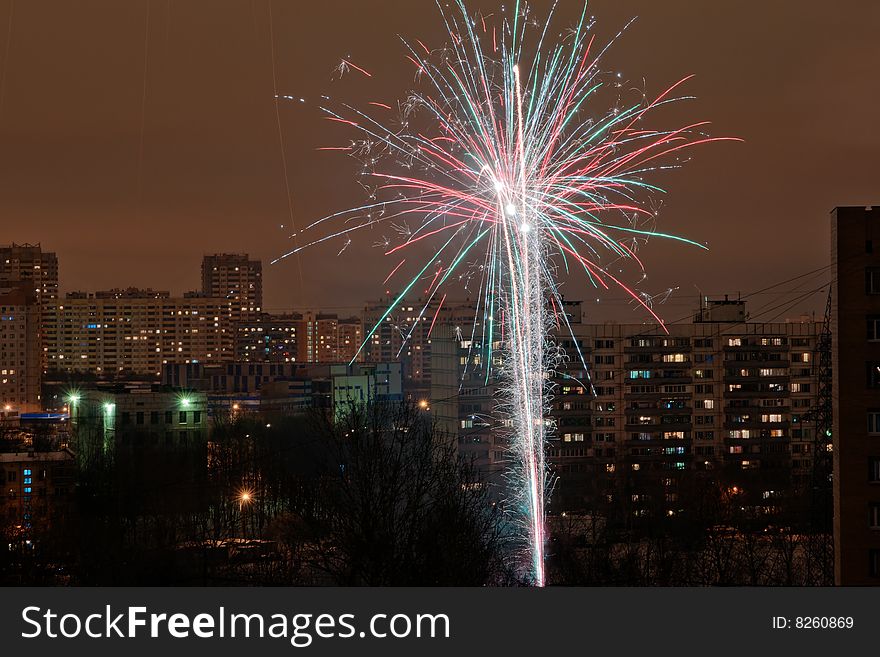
left=237, top=489, right=254, bottom=540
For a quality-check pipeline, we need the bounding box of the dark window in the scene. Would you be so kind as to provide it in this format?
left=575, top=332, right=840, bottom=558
left=179, top=411, right=187, bottom=424
left=193, top=411, right=201, bottom=424
left=868, top=363, right=880, bottom=388
left=136, top=411, right=144, bottom=425
left=150, top=411, right=159, bottom=424
left=121, top=412, right=131, bottom=425
left=870, top=503, right=880, bottom=529
left=867, top=268, right=880, bottom=295
left=871, top=549, right=880, bottom=578
left=165, top=411, right=173, bottom=424
left=869, top=316, right=880, bottom=341
left=870, top=457, right=880, bottom=483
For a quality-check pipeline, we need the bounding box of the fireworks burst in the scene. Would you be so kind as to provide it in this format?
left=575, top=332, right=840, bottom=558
left=274, top=0, right=738, bottom=586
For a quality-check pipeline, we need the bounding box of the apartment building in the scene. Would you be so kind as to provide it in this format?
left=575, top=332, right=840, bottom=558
left=1, top=243, right=59, bottom=378
left=234, top=312, right=301, bottom=362
left=0, top=284, right=42, bottom=415
left=832, top=205, right=880, bottom=584
left=431, top=299, right=823, bottom=514
left=201, top=253, right=262, bottom=325
left=47, top=290, right=231, bottom=376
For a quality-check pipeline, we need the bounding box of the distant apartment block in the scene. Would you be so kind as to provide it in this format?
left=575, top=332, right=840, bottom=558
left=47, top=290, right=232, bottom=376
left=201, top=253, right=262, bottom=325
left=1, top=243, right=59, bottom=375
left=235, top=312, right=301, bottom=362
left=298, top=312, right=363, bottom=364
left=0, top=283, right=42, bottom=415
left=363, top=296, right=477, bottom=397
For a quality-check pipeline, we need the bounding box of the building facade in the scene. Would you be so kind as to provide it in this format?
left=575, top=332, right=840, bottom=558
left=0, top=284, right=42, bottom=415
left=1, top=243, right=59, bottom=379
left=234, top=312, right=301, bottom=362
left=550, top=311, right=822, bottom=514
left=201, top=253, right=262, bottom=326
left=47, top=290, right=232, bottom=376
left=832, top=205, right=880, bottom=585
left=1, top=449, right=75, bottom=533
left=363, top=297, right=477, bottom=399
left=70, top=388, right=209, bottom=457
left=431, top=300, right=824, bottom=516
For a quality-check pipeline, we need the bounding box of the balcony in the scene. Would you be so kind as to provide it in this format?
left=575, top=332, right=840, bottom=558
left=624, top=344, right=693, bottom=354
left=723, top=358, right=791, bottom=368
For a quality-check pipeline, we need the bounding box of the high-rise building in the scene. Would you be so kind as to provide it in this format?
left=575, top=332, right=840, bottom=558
left=549, top=310, right=822, bottom=514
left=431, top=299, right=824, bottom=514
left=201, top=253, right=262, bottom=326
left=337, top=317, right=363, bottom=364
left=363, top=297, right=477, bottom=398
left=832, top=205, right=880, bottom=585
left=0, top=243, right=59, bottom=308
left=47, top=290, right=232, bottom=377
left=0, top=283, right=42, bottom=415
left=234, top=312, right=301, bottom=362
left=297, top=312, right=363, bottom=364
left=1, top=243, right=59, bottom=374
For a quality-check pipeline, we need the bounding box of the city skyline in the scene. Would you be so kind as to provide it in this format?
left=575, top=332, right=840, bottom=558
left=0, top=1, right=877, bottom=319
left=0, top=240, right=840, bottom=324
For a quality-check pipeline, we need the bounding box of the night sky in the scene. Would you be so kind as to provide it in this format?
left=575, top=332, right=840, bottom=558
left=1, top=0, right=877, bottom=322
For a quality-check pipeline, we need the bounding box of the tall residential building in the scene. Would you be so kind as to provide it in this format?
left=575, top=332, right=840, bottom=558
left=550, top=310, right=822, bottom=514
left=1, top=243, right=59, bottom=374
left=0, top=243, right=59, bottom=308
left=337, top=317, right=363, bottom=364
left=234, top=312, right=301, bottom=362
left=201, top=254, right=262, bottom=326
left=431, top=299, right=823, bottom=514
left=297, top=312, right=363, bottom=364
left=363, top=297, right=476, bottom=396
left=0, top=283, right=42, bottom=415
left=47, top=290, right=232, bottom=377
left=832, top=205, right=880, bottom=585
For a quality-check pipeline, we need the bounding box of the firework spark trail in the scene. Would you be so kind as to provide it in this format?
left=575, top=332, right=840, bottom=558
left=272, top=0, right=738, bottom=585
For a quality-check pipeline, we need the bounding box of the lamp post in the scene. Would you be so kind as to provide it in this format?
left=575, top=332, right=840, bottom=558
left=238, top=490, right=252, bottom=540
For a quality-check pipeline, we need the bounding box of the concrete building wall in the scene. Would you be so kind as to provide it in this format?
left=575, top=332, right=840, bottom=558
left=0, top=284, right=41, bottom=414
left=47, top=294, right=232, bottom=376
left=832, top=206, right=880, bottom=585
